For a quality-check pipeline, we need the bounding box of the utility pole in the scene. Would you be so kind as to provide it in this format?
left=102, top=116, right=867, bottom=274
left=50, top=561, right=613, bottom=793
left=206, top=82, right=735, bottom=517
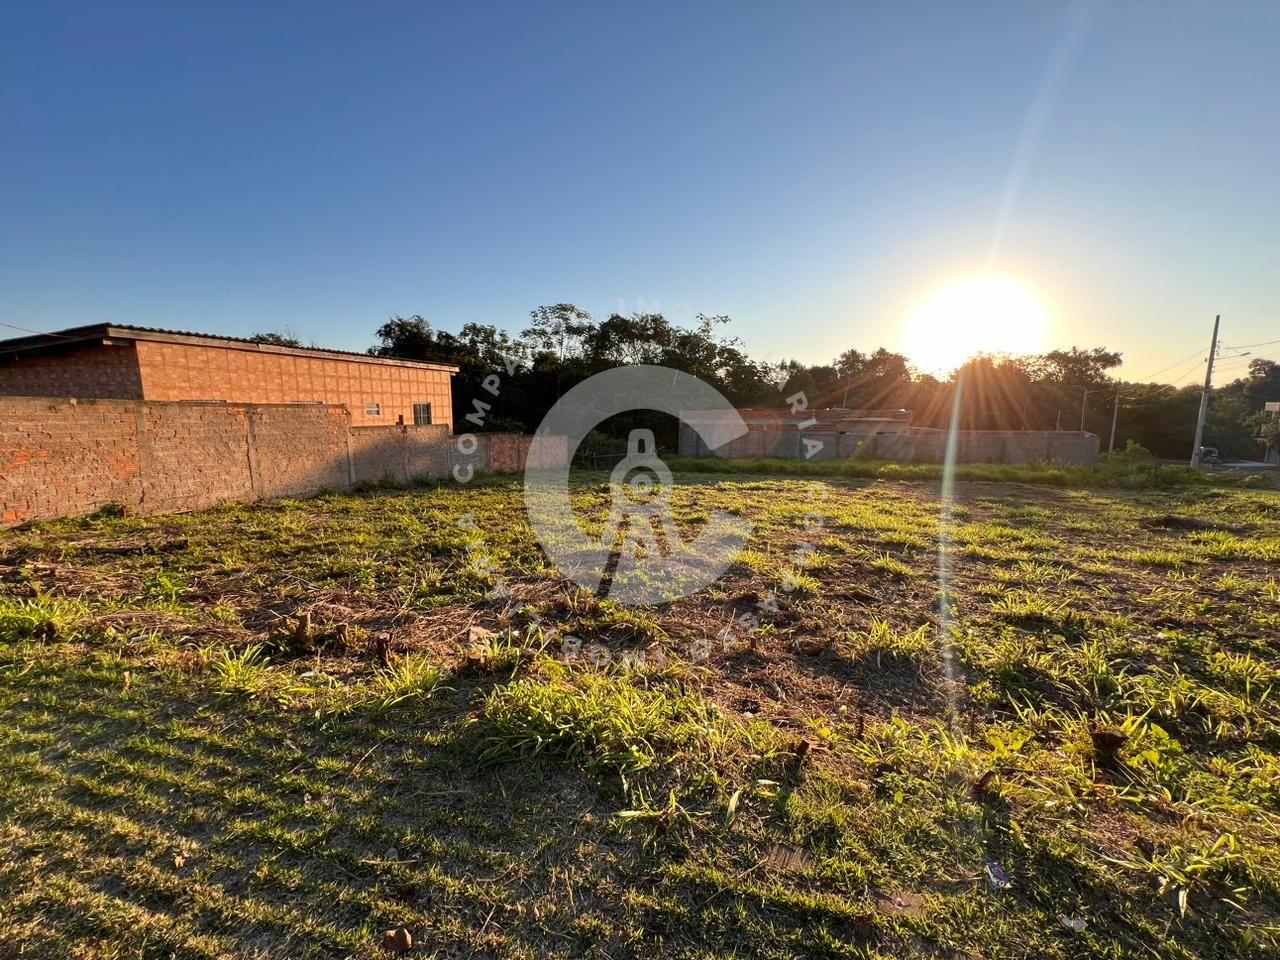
left=1189, top=315, right=1221, bottom=468
left=1079, top=387, right=1103, bottom=433
left=1108, top=380, right=1121, bottom=453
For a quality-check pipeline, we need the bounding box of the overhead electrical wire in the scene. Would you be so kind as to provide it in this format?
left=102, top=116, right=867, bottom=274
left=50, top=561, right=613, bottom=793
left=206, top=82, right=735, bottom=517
left=1172, top=362, right=1211, bottom=386
left=1158, top=353, right=1211, bottom=387
left=0, top=321, right=80, bottom=339
left=1215, top=355, right=1275, bottom=374
left=1222, top=337, right=1280, bottom=350
left=1134, top=346, right=1206, bottom=382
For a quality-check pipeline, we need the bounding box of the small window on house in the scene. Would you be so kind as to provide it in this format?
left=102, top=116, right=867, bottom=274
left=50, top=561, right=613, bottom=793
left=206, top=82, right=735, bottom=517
left=413, top=402, right=433, bottom=426
left=365, top=402, right=381, bottom=417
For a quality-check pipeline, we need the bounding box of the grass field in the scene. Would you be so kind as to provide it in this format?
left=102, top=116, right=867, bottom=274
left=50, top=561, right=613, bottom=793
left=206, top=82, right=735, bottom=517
left=2, top=470, right=1280, bottom=958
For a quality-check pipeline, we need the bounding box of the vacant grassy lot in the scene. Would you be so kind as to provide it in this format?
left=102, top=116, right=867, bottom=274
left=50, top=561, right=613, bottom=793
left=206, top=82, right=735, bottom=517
left=2, top=471, right=1279, bottom=959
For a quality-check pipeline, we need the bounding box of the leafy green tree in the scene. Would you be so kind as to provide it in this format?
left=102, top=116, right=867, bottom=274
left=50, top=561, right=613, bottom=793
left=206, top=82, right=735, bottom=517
left=368, top=315, right=457, bottom=362
left=522, top=304, right=595, bottom=360
left=249, top=330, right=303, bottom=347
left=360, top=307, right=1266, bottom=458
left=1032, top=346, right=1123, bottom=386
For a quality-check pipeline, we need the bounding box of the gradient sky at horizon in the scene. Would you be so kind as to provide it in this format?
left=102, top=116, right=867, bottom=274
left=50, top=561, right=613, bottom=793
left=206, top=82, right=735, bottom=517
left=2, top=1, right=1277, bottom=383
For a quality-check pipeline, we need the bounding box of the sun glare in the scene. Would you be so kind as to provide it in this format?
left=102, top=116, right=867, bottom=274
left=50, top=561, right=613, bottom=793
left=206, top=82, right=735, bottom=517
left=902, top=275, right=1050, bottom=374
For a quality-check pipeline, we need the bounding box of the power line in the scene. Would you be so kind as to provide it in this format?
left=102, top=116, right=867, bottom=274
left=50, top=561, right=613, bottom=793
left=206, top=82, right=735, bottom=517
left=1216, top=351, right=1272, bottom=364
left=1135, top=346, right=1206, bottom=382
left=1133, top=335, right=1277, bottom=385
left=1222, top=337, right=1280, bottom=350
left=1161, top=354, right=1211, bottom=386
left=1214, top=356, right=1276, bottom=375
left=1217, top=351, right=1277, bottom=366
left=0, top=321, right=80, bottom=339
left=1212, top=361, right=1257, bottom=375
left=1167, top=353, right=1213, bottom=386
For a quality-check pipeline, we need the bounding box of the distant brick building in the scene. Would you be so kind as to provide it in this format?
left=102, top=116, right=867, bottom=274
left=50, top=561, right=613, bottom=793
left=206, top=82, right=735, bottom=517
left=0, top=324, right=456, bottom=427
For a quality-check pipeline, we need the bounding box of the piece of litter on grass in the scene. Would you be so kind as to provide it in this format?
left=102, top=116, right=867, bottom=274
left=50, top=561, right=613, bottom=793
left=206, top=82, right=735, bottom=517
left=984, top=861, right=1011, bottom=891
left=382, top=927, right=413, bottom=954
left=1058, top=914, right=1087, bottom=932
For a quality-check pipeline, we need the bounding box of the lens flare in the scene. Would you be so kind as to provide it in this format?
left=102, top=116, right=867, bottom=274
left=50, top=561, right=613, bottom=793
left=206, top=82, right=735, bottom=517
left=903, top=274, right=1050, bottom=374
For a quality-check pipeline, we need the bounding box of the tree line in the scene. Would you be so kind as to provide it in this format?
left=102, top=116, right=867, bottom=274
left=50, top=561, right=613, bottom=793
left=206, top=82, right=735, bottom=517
left=257, top=307, right=1279, bottom=460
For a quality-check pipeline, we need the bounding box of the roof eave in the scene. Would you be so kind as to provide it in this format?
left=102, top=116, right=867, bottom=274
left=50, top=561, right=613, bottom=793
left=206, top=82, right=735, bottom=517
left=105, top=327, right=459, bottom=373
left=0, top=325, right=113, bottom=359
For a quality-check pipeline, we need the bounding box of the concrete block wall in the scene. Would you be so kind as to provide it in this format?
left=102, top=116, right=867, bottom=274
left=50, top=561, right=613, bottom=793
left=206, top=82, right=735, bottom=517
left=1, top=398, right=564, bottom=527
left=406, top=425, right=452, bottom=479
left=679, top=420, right=1099, bottom=466
left=244, top=405, right=352, bottom=500
left=349, top=424, right=451, bottom=485
left=522, top=435, right=570, bottom=469
left=865, top=431, right=1098, bottom=465
left=138, top=402, right=260, bottom=515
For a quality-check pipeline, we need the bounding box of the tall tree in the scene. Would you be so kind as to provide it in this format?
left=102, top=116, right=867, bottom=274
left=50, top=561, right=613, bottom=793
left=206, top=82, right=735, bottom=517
left=1032, top=346, right=1123, bottom=386
left=522, top=304, right=595, bottom=360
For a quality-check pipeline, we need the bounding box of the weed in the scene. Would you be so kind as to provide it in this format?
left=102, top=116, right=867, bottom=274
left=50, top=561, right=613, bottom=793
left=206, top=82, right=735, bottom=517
left=1107, top=833, right=1249, bottom=916
left=0, top=596, right=89, bottom=642
left=482, top=664, right=765, bottom=794
left=209, top=644, right=273, bottom=695
left=845, top=618, right=932, bottom=664
left=368, top=653, right=448, bottom=711
left=868, top=552, right=915, bottom=579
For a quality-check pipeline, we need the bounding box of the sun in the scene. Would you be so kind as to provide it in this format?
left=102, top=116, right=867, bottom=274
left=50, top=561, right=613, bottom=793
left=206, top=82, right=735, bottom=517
left=901, top=274, right=1050, bottom=374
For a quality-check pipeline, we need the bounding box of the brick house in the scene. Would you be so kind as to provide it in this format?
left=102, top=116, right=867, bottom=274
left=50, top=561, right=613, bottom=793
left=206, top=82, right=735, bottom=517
left=0, top=324, right=456, bottom=427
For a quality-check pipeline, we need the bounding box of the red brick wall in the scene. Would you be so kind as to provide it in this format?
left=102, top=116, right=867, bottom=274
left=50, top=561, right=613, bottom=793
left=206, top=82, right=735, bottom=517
left=0, top=343, right=143, bottom=399
left=0, top=398, right=143, bottom=524
left=0, top=398, right=350, bottom=526
left=134, top=341, right=453, bottom=427
left=455, top=435, right=565, bottom=478
left=481, top=434, right=568, bottom=472
left=0, top=397, right=564, bottom=527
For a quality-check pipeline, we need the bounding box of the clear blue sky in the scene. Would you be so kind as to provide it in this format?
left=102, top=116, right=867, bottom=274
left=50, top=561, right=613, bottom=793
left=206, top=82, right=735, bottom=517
left=2, top=1, right=1277, bottom=382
